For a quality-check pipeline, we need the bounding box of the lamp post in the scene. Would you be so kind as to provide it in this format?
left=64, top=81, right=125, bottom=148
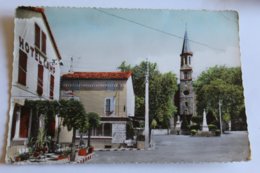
left=144, top=59, right=150, bottom=149
left=218, top=100, right=223, bottom=135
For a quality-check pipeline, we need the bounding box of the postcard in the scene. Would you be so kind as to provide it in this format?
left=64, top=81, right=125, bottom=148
left=5, top=7, right=250, bottom=164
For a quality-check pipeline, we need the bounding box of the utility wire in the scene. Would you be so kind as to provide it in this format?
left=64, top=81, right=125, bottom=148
left=93, top=8, right=225, bottom=52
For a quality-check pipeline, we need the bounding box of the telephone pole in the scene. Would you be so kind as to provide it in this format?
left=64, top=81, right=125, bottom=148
left=144, top=59, right=150, bottom=149
left=219, top=99, right=223, bottom=135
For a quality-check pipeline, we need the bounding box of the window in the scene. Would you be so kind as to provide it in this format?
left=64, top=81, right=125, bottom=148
left=50, top=75, right=54, bottom=99
left=105, top=97, right=115, bottom=115
left=18, top=49, right=27, bottom=86
left=35, top=23, right=47, bottom=55
left=37, top=64, right=44, bottom=96
left=19, top=107, right=30, bottom=138
left=184, top=71, right=188, bottom=79
left=104, top=123, right=112, bottom=136
left=106, top=99, right=111, bottom=112
left=183, top=90, right=189, bottom=95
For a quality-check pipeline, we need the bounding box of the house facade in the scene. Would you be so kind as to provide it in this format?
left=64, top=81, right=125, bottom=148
left=60, top=72, right=135, bottom=148
left=6, top=7, right=62, bottom=159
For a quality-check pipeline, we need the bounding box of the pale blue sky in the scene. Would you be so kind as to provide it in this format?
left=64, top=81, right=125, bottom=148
left=45, top=8, right=240, bottom=79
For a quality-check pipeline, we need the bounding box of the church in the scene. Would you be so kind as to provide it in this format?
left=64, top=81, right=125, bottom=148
left=174, top=29, right=196, bottom=134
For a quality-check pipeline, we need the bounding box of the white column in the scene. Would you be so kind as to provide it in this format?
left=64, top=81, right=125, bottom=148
left=14, top=107, right=21, bottom=139
left=144, top=59, right=150, bottom=149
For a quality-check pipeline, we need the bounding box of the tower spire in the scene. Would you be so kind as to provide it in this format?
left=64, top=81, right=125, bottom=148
left=181, top=26, right=192, bottom=56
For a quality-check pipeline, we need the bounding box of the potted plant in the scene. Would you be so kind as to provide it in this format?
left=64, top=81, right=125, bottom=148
left=78, top=147, right=88, bottom=156
left=88, top=146, right=94, bottom=153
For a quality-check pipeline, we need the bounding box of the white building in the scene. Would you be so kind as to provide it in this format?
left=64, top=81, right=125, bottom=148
left=60, top=72, right=135, bottom=148
left=6, top=7, right=62, bottom=159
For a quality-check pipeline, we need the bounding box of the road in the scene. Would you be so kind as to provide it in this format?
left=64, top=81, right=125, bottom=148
left=88, top=131, right=250, bottom=163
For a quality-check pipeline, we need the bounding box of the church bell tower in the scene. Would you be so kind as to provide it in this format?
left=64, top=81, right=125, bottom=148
left=179, top=29, right=194, bottom=129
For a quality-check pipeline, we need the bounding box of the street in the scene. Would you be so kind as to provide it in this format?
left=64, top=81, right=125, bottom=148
left=88, top=131, right=250, bottom=163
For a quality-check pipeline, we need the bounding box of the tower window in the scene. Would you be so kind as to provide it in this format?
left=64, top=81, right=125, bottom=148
left=183, top=90, right=189, bottom=95
left=184, top=72, right=188, bottom=79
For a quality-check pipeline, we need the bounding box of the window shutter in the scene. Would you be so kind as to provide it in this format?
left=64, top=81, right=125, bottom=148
left=37, top=64, right=44, bottom=96
left=11, top=105, right=18, bottom=139
left=19, top=107, right=30, bottom=138
left=41, top=31, right=46, bottom=54
left=18, top=49, right=27, bottom=86
left=50, top=75, right=54, bottom=99
left=35, top=23, right=40, bottom=48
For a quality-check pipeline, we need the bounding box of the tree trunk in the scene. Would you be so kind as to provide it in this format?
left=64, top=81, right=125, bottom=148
left=70, top=128, right=76, bottom=162
left=56, top=119, right=61, bottom=144
left=87, top=127, right=91, bottom=147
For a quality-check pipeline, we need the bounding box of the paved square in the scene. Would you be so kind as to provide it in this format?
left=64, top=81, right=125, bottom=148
left=88, top=131, right=250, bottom=163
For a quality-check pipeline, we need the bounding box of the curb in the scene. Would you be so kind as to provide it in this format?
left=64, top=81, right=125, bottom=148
left=96, top=148, right=146, bottom=152
left=76, top=153, right=94, bottom=163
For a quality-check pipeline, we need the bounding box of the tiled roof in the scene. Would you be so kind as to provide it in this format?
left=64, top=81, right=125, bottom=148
left=62, top=72, right=132, bottom=80
left=17, top=6, right=62, bottom=60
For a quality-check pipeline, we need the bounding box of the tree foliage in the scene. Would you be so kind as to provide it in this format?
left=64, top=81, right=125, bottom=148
left=59, top=99, right=89, bottom=161
left=86, top=112, right=100, bottom=147
left=118, top=61, right=178, bottom=128
left=194, top=66, right=247, bottom=130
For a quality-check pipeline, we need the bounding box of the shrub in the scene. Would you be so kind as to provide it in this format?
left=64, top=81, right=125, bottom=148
left=191, top=116, right=202, bottom=124
left=190, top=129, right=197, bottom=136
left=190, top=124, right=200, bottom=130
left=215, top=129, right=221, bottom=136
left=208, top=124, right=217, bottom=131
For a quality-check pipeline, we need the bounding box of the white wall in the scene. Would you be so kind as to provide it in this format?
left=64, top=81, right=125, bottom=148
left=12, top=17, right=60, bottom=101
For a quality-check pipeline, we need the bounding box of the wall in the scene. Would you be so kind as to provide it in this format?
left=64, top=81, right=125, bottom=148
left=72, top=81, right=127, bottom=117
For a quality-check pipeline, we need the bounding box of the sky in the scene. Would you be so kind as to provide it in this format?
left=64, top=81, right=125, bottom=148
left=45, top=8, right=241, bottom=79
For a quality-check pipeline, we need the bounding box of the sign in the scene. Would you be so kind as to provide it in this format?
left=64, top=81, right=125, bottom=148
left=112, top=124, right=126, bottom=143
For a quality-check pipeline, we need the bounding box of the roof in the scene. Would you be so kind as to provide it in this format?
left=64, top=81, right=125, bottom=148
left=62, top=72, right=132, bottom=80
left=17, top=6, right=62, bottom=60
left=181, top=30, right=193, bottom=55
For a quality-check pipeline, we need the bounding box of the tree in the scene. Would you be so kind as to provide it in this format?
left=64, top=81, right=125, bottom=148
left=194, top=66, right=247, bottom=131
left=86, top=112, right=101, bottom=147
left=24, top=100, right=60, bottom=145
left=117, top=60, right=132, bottom=72
left=59, top=100, right=88, bottom=161
left=118, top=61, right=178, bottom=128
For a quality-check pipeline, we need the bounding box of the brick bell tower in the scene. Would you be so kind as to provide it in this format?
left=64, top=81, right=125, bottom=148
left=179, top=29, right=194, bottom=131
